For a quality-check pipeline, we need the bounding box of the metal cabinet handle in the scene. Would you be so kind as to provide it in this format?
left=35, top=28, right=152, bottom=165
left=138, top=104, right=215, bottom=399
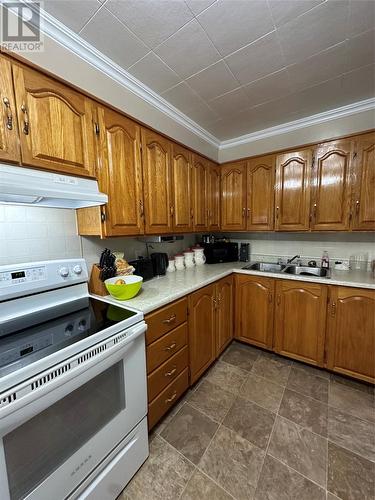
left=165, top=391, right=177, bottom=404
left=170, top=205, right=174, bottom=217
left=276, top=294, right=281, bottom=306
left=3, top=97, right=13, bottom=130
left=165, top=366, right=177, bottom=377
left=162, top=314, right=176, bottom=325
left=268, top=293, right=273, bottom=304
left=139, top=200, right=144, bottom=217
left=276, top=206, right=279, bottom=219
left=355, top=200, right=360, bottom=212
left=242, top=207, right=246, bottom=217
left=247, top=208, right=251, bottom=218
left=331, top=302, right=336, bottom=317
left=164, top=342, right=177, bottom=351
left=21, top=104, right=29, bottom=135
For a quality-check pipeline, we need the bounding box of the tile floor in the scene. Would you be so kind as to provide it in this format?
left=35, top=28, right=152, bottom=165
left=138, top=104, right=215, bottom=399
left=120, top=341, right=375, bottom=500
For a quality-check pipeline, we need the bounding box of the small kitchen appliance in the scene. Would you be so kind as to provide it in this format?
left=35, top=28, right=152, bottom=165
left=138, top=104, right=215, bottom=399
left=128, top=258, right=154, bottom=281
left=202, top=242, right=239, bottom=264
left=150, top=252, right=169, bottom=276
left=239, top=243, right=250, bottom=262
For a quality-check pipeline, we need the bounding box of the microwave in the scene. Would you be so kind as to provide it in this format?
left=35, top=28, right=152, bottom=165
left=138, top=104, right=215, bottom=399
left=202, top=242, right=238, bottom=264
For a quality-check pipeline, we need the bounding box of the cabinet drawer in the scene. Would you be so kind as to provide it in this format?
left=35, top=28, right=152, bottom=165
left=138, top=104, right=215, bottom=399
left=148, top=346, right=188, bottom=402
left=146, top=298, right=187, bottom=345
left=147, top=323, right=187, bottom=373
left=148, top=368, right=189, bottom=431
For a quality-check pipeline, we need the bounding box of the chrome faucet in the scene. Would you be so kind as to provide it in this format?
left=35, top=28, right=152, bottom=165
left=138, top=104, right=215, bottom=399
left=287, top=254, right=300, bottom=264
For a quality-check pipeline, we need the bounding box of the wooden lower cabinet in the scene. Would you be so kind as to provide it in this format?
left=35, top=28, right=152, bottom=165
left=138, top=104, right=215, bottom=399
left=216, top=275, right=234, bottom=356
left=326, top=286, right=375, bottom=383
left=235, top=274, right=274, bottom=350
left=274, top=280, right=327, bottom=366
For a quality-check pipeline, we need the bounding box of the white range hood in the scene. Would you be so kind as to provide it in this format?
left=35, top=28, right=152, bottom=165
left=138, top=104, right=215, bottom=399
left=0, top=164, right=107, bottom=209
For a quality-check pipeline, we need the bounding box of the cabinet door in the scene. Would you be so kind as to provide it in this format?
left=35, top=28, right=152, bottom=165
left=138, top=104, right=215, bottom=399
left=274, top=280, right=327, bottom=366
left=0, top=55, right=20, bottom=163
left=188, top=284, right=216, bottom=384
left=351, top=133, right=375, bottom=231
left=221, top=161, right=247, bottom=231
left=311, top=140, right=352, bottom=231
left=247, top=155, right=275, bottom=231
left=275, top=150, right=312, bottom=231
left=171, top=144, right=192, bottom=233
left=191, top=154, right=208, bottom=232
left=235, top=274, right=274, bottom=349
left=12, top=63, right=95, bottom=177
left=216, top=275, right=233, bottom=356
left=141, top=129, right=173, bottom=234
left=97, top=107, right=144, bottom=236
left=326, top=286, right=375, bottom=383
left=208, top=163, right=221, bottom=231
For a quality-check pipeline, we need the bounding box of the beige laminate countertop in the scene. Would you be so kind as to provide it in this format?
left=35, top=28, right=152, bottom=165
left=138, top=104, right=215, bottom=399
left=95, top=262, right=375, bottom=314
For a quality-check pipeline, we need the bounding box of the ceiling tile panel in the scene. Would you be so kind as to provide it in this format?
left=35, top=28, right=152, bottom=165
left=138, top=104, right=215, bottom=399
left=161, top=82, right=204, bottom=110
left=127, top=53, right=181, bottom=93
left=225, top=31, right=286, bottom=85
left=347, top=29, right=375, bottom=72
left=184, top=0, right=217, bottom=15
left=208, top=87, right=252, bottom=117
left=348, top=0, right=375, bottom=36
left=268, top=0, right=324, bottom=28
left=80, top=8, right=149, bottom=68
left=43, top=0, right=101, bottom=33
left=185, top=60, right=239, bottom=100
left=243, top=69, right=292, bottom=106
left=105, top=0, right=193, bottom=48
left=287, top=42, right=348, bottom=92
left=154, top=19, right=221, bottom=79
left=197, top=0, right=274, bottom=56
left=342, top=64, right=375, bottom=102
left=277, top=0, right=349, bottom=65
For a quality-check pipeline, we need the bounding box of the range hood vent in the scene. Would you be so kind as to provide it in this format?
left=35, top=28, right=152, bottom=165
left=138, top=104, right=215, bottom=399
left=0, top=164, right=107, bottom=209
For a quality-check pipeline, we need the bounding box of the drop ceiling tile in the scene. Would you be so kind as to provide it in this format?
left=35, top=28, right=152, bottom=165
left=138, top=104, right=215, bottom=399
left=80, top=8, right=149, bottom=68
left=185, top=0, right=217, bottom=15
left=105, top=0, right=193, bottom=48
left=208, top=88, right=252, bottom=117
left=287, top=42, right=348, bottom=92
left=225, top=31, right=286, bottom=85
left=80, top=8, right=148, bottom=69
left=161, top=82, right=204, bottom=111
left=349, top=0, right=375, bottom=36
left=347, top=29, right=375, bottom=72
left=185, top=60, right=239, bottom=100
left=277, top=0, right=349, bottom=65
left=184, top=102, right=220, bottom=126
left=154, top=20, right=221, bottom=79
left=243, top=69, right=292, bottom=106
left=127, top=53, right=181, bottom=93
left=197, top=0, right=274, bottom=56
left=42, top=0, right=101, bottom=33
left=268, top=0, right=324, bottom=27
left=342, top=64, right=375, bottom=102
left=293, top=76, right=346, bottom=115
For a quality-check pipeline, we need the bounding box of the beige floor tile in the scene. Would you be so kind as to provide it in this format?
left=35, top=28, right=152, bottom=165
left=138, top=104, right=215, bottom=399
left=292, top=360, right=331, bottom=380
left=330, top=373, right=374, bottom=395
left=204, top=360, right=248, bottom=395
left=180, top=469, right=233, bottom=500
left=287, top=367, right=329, bottom=403
left=279, top=389, right=328, bottom=436
left=329, top=382, right=375, bottom=424
left=268, top=416, right=327, bottom=487
left=188, top=380, right=235, bottom=423
left=221, top=341, right=260, bottom=371
left=240, top=373, right=284, bottom=412
left=251, top=354, right=291, bottom=386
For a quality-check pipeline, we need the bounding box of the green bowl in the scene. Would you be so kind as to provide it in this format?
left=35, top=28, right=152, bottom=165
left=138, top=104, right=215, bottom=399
left=104, top=275, right=143, bottom=300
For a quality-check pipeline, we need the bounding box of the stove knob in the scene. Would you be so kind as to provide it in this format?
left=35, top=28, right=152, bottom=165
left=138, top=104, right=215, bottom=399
left=73, top=265, right=82, bottom=275
left=59, top=267, right=69, bottom=278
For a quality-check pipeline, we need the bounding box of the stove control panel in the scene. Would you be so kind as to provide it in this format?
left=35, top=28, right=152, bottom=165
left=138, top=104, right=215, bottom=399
left=0, top=266, right=46, bottom=285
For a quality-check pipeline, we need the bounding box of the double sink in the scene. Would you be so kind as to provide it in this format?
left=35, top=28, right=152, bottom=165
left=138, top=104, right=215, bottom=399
left=242, top=261, right=330, bottom=278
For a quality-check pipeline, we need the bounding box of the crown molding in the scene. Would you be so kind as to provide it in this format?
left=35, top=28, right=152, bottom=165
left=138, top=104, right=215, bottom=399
left=219, top=98, right=375, bottom=150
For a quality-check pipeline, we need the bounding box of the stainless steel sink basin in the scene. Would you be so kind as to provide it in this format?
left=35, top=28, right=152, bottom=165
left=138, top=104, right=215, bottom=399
left=282, top=265, right=330, bottom=277
left=242, top=262, right=286, bottom=272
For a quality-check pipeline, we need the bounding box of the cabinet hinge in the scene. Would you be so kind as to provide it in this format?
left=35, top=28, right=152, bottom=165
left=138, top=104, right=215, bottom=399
left=100, top=210, right=106, bottom=222
left=94, top=122, right=100, bottom=135
left=353, top=151, right=357, bottom=159
left=312, top=156, right=315, bottom=168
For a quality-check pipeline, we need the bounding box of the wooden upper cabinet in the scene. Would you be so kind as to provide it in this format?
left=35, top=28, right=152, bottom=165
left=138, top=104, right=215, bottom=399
left=216, top=275, right=233, bottom=356
left=351, top=133, right=375, bottom=231
left=171, top=144, right=192, bottom=233
left=247, top=155, right=275, bottom=231
left=188, top=284, right=216, bottom=384
left=311, top=139, right=353, bottom=231
left=208, top=163, right=221, bottom=231
left=275, top=149, right=312, bottom=231
left=326, top=286, right=375, bottom=383
left=274, top=280, right=327, bottom=366
left=191, top=154, right=208, bottom=232
left=141, top=129, right=172, bottom=234
left=221, top=161, right=247, bottom=231
left=0, top=55, right=20, bottom=163
left=235, top=274, right=274, bottom=350
left=12, top=63, right=95, bottom=177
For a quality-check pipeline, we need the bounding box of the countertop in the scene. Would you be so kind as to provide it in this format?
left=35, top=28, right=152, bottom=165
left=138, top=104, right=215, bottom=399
left=95, top=262, right=375, bottom=314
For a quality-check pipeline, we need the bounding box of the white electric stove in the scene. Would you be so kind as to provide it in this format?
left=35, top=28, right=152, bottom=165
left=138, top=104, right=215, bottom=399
left=0, top=259, right=148, bottom=500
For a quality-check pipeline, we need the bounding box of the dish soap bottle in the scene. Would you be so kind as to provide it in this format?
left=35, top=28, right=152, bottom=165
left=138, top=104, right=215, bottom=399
left=321, top=250, right=330, bottom=269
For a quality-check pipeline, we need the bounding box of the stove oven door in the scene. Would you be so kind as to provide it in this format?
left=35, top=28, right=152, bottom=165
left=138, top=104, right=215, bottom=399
left=0, top=322, right=147, bottom=500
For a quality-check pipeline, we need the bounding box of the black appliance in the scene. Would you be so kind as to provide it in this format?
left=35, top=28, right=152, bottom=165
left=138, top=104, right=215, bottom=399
left=239, top=243, right=250, bottom=262
left=150, top=252, right=169, bottom=276
left=128, top=258, right=154, bottom=281
left=202, top=242, right=238, bottom=264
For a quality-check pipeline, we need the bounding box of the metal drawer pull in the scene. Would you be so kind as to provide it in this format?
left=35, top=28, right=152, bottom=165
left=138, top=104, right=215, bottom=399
left=165, top=391, right=177, bottom=404
left=3, top=97, right=13, bottom=130
left=21, top=104, right=29, bottom=135
left=164, top=342, right=177, bottom=351
left=162, top=314, right=176, bottom=324
left=165, top=366, right=177, bottom=377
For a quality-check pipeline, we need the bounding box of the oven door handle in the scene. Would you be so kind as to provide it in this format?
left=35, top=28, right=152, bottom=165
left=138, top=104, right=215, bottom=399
left=0, top=322, right=147, bottom=433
